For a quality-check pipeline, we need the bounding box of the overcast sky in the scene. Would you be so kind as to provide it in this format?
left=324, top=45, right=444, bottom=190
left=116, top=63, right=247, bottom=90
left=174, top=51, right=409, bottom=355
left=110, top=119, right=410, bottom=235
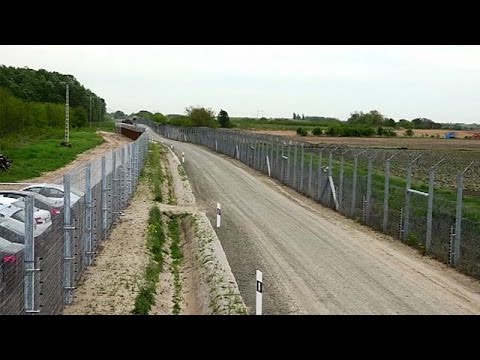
left=1, top=45, right=480, bottom=123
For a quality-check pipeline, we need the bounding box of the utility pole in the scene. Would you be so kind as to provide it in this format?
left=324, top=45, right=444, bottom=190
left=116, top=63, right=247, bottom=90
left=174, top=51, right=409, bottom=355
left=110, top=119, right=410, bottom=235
left=89, top=94, right=92, bottom=127
left=62, top=83, right=71, bottom=147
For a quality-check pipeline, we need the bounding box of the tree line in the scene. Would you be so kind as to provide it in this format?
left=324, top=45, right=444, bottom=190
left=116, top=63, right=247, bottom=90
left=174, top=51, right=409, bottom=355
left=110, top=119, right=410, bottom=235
left=294, top=109, right=461, bottom=130
left=115, top=107, right=233, bottom=129
left=0, top=65, right=106, bottom=137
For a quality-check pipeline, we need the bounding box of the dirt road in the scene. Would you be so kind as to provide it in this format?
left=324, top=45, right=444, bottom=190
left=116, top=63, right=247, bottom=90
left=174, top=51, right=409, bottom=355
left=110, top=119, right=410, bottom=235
left=149, top=130, right=480, bottom=315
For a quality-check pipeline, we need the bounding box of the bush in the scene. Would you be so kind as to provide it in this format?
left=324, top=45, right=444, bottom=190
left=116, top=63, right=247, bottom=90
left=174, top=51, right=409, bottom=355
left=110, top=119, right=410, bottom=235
left=311, top=127, right=323, bottom=136
left=296, top=127, right=308, bottom=136
left=384, top=129, right=397, bottom=137
left=326, top=126, right=339, bottom=136
left=405, top=129, right=414, bottom=137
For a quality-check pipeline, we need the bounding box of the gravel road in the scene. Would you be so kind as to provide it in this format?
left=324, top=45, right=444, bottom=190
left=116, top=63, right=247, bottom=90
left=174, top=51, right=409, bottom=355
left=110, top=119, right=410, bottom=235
left=149, top=130, right=480, bottom=315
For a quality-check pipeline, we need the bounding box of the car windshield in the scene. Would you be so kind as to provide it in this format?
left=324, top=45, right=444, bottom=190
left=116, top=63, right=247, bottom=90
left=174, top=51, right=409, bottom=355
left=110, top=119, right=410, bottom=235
left=11, top=210, right=25, bottom=222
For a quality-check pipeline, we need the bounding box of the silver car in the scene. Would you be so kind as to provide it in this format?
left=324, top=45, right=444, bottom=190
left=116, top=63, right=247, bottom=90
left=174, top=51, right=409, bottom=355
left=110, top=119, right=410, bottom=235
left=21, top=183, right=84, bottom=208
left=0, top=196, right=52, bottom=225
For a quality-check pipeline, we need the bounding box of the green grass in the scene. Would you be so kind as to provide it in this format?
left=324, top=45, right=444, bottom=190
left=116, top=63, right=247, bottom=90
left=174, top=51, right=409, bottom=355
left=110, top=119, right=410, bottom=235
left=0, top=128, right=105, bottom=182
left=168, top=216, right=183, bottom=315
left=92, top=120, right=116, bottom=132
left=167, top=173, right=175, bottom=205
left=143, top=143, right=164, bottom=202
left=270, top=144, right=480, bottom=222
left=132, top=206, right=166, bottom=315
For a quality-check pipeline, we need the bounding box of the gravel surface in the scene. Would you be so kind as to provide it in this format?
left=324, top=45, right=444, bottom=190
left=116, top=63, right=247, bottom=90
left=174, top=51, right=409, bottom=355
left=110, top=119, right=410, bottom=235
left=149, top=131, right=480, bottom=315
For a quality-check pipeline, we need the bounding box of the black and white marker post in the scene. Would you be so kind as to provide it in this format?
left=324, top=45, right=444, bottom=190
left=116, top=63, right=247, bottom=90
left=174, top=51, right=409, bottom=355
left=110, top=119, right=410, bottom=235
left=181, top=152, right=185, bottom=163
left=256, top=270, right=263, bottom=315
left=216, top=203, right=221, bottom=228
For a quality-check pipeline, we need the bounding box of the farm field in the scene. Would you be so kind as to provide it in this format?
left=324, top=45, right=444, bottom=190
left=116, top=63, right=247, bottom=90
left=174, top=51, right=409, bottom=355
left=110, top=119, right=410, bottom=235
left=250, top=129, right=480, bottom=151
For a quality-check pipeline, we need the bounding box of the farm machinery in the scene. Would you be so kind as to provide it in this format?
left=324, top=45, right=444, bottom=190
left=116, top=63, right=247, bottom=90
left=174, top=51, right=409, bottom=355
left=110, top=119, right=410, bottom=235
left=472, top=133, right=480, bottom=139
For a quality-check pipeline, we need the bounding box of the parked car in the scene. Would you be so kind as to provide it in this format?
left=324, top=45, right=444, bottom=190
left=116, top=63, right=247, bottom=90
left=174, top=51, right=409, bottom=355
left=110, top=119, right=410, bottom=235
left=0, top=196, right=52, bottom=225
left=0, top=236, right=25, bottom=293
left=21, top=183, right=84, bottom=208
left=0, top=217, right=44, bottom=244
left=0, top=190, right=62, bottom=217
left=0, top=210, right=47, bottom=244
left=0, top=236, right=24, bottom=263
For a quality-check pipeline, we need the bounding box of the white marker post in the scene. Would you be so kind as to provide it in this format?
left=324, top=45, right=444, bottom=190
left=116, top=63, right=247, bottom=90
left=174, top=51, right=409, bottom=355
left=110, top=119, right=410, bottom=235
left=170, top=144, right=174, bottom=151
left=256, top=270, right=263, bottom=315
left=266, top=155, right=271, bottom=177
left=216, top=203, right=221, bottom=228
left=181, top=152, right=185, bottom=163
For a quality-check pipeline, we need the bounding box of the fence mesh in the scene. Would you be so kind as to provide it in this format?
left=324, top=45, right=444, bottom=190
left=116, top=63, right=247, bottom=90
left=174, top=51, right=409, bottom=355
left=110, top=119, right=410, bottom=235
left=0, top=128, right=148, bottom=314
left=137, top=119, right=480, bottom=282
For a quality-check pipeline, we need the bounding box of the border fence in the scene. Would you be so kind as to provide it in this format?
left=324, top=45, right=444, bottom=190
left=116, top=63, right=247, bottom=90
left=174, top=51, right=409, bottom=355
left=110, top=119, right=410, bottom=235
left=0, top=126, right=148, bottom=314
left=139, top=119, right=480, bottom=280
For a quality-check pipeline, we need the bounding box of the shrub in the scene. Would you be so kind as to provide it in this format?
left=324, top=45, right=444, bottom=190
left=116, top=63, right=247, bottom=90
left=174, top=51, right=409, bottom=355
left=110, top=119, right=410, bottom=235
left=296, top=127, right=308, bottom=136
left=326, top=126, right=339, bottom=136
left=312, top=127, right=323, bottom=136
left=384, top=129, right=397, bottom=137
left=405, top=129, right=414, bottom=137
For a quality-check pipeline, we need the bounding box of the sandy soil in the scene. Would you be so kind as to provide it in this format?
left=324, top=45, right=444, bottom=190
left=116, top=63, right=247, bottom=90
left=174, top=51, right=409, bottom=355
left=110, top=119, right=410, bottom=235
left=163, top=135, right=480, bottom=314
left=62, top=181, right=151, bottom=315
left=251, top=130, right=480, bottom=151
left=62, top=140, right=209, bottom=315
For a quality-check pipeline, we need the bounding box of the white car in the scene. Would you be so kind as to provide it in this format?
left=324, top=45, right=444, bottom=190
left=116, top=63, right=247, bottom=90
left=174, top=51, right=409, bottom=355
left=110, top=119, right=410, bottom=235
left=0, top=196, right=52, bottom=225
left=0, top=236, right=24, bottom=262
left=0, top=190, right=62, bottom=217
left=0, top=204, right=51, bottom=234
left=21, top=183, right=84, bottom=208
left=0, top=216, right=44, bottom=244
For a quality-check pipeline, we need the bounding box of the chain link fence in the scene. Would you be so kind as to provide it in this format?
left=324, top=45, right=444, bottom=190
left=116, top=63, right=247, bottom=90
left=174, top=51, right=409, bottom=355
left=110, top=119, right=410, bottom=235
left=0, top=127, right=148, bottom=314
left=138, top=119, right=480, bottom=280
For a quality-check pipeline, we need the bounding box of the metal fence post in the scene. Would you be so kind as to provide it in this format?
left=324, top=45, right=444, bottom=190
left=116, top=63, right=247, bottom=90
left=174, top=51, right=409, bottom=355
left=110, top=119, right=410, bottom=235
left=403, top=163, right=413, bottom=241
left=24, top=195, right=37, bottom=313
left=112, top=150, right=117, bottom=223
left=270, top=141, right=274, bottom=176
left=101, top=156, right=107, bottom=241
left=121, top=146, right=126, bottom=208
left=402, top=155, right=422, bottom=241
left=453, top=161, right=474, bottom=267
left=454, top=173, right=463, bottom=267
left=286, top=144, right=291, bottom=184
left=366, top=155, right=373, bottom=224
left=127, top=143, right=132, bottom=197
left=351, top=156, right=358, bottom=217
left=308, top=153, right=313, bottom=197
left=255, top=140, right=259, bottom=170
left=293, top=145, right=298, bottom=188
left=63, top=174, right=74, bottom=304
left=328, top=150, right=333, bottom=204
left=383, top=159, right=391, bottom=233
left=84, top=163, right=93, bottom=266
left=339, top=150, right=346, bottom=212
left=317, top=149, right=324, bottom=201
left=425, top=159, right=444, bottom=252
left=300, top=145, right=305, bottom=193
